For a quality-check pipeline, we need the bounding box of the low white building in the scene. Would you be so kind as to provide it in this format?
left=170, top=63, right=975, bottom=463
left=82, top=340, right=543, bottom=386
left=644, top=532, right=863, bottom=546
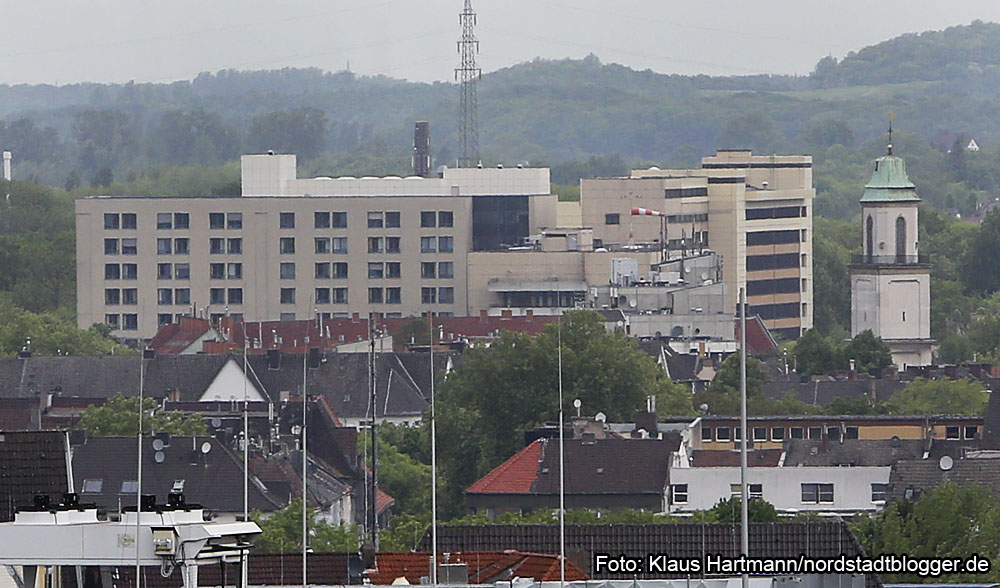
left=667, top=420, right=925, bottom=515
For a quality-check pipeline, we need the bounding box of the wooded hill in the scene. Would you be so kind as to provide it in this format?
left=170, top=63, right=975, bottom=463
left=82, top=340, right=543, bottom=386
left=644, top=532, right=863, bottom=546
left=4, top=21, right=1000, bottom=193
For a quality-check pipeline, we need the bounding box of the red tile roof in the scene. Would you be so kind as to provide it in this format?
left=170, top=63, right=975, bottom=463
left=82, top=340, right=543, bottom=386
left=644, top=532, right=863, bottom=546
left=369, top=550, right=587, bottom=585
left=466, top=439, right=543, bottom=494
left=148, top=317, right=211, bottom=354
left=690, top=449, right=783, bottom=467
left=735, top=315, right=779, bottom=355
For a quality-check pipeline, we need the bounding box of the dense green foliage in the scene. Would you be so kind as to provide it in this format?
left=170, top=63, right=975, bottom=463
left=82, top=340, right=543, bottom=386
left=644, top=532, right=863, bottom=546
left=430, top=311, right=691, bottom=517
left=77, top=394, right=207, bottom=436
left=252, top=500, right=358, bottom=553
left=855, top=482, right=1000, bottom=583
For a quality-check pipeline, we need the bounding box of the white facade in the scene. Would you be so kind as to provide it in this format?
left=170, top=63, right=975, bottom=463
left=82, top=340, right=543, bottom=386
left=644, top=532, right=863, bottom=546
left=668, top=464, right=889, bottom=515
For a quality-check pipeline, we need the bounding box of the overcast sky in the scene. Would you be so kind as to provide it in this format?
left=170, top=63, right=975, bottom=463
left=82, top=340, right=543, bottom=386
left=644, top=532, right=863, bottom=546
left=3, top=1, right=1000, bottom=86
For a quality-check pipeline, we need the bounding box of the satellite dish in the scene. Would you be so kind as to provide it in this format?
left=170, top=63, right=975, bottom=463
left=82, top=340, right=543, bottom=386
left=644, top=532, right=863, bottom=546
left=629, top=299, right=637, bottom=308
left=211, top=418, right=222, bottom=429
left=154, top=451, right=165, bottom=464
left=573, top=399, right=582, bottom=409
left=291, top=425, right=302, bottom=435
left=939, top=455, right=954, bottom=471
left=595, top=412, right=607, bottom=423
left=701, top=272, right=709, bottom=281
left=152, top=438, right=164, bottom=451
left=201, top=441, right=212, bottom=454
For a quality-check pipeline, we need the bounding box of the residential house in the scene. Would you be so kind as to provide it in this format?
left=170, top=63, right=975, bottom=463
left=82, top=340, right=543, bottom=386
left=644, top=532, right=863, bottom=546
left=465, top=436, right=678, bottom=518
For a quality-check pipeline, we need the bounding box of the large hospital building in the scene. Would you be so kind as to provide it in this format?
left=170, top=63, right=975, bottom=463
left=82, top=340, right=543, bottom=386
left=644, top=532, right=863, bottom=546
left=76, top=150, right=812, bottom=341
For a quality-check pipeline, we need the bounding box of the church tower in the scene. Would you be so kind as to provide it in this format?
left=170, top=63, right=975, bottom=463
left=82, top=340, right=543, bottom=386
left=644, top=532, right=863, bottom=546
left=850, top=140, right=934, bottom=368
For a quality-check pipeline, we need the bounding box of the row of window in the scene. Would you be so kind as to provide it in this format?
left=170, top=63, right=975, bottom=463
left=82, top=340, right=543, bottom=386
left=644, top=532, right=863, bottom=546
left=106, top=210, right=457, bottom=231
left=116, top=260, right=456, bottom=282
left=192, top=286, right=457, bottom=306
left=704, top=425, right=856, bottom=443
left=703, top=424, right=981, bottom=443
left=745, top=206, right=808, bottom=221
left=746, top=229, right=804, bottom=246
left=746, top=277, right=803, bottom=296
left=107, top=236, right=457, bottom=256
left=746, top=252, right=801, bottom=272
left=670, top=483, right=888, bottom=505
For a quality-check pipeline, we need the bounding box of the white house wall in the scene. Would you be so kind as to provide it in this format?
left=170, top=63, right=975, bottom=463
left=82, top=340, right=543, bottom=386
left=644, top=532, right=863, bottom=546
left=198, top=359, right=266, bottom=402
left=668, top=466, right=890, bottom=514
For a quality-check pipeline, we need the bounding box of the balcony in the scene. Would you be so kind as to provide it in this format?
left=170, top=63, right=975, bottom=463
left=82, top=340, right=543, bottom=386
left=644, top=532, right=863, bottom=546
left=850, top=254, right=930, bottom=266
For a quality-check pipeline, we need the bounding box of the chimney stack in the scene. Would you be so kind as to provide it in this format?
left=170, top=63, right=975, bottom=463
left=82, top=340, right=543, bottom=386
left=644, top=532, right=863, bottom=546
left=413, top=122, right=431, bottom=177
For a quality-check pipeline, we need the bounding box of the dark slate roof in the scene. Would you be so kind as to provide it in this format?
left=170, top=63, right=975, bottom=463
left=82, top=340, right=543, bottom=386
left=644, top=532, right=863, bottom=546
left=0, top=355, right=230, bottom=400
left=0, top=359, right=26, bottom=398
left=467, top=437, right=677, bottom=496
left=763, top=379, right=907, bottom=406
left=887, top=457, right=1000, bottom=502
left=0, top=430, right=69, bottom=521
left=532, top=437, right=677, bottom=495
left=243, top=353, right=429, bottom=420
left=106, top=553, right=363, bottom=588
left=71, top=436, right=281, bottom=514
left=0, top=353, right=432, bottom=421
left=784, top=438, right=926, bottom=467
left=391, top=352, right=458, bottom=401
left=419, top=522, right=879, bottom=586
left=664, top=353, right=701, bottom=382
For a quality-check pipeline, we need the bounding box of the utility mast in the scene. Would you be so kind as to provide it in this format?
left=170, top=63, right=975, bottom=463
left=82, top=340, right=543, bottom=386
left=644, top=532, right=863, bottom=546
left=456, top=0, right=481, bottom=167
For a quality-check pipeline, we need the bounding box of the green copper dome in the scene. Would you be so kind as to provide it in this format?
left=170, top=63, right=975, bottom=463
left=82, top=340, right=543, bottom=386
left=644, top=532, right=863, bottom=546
left=860, top=154, right=920, bottom=203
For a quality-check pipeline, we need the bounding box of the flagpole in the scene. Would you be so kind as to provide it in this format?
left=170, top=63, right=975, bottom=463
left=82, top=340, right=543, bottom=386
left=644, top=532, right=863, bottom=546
left=739, top=287, right=749, bottom=588
left=429, top=312, right=438, bottom=587
left=242, top=321, right=249, bottom=588
left=135, top=346, right=145, bottom=588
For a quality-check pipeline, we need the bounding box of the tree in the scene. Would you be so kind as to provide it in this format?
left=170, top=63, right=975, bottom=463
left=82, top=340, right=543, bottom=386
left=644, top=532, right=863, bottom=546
left=246, top=107, right=328, bottom=159
left=435, top=311, right=692, bottom=516
left=843, top=330, right=893, bottom=372
left=703, top=497, right=779, bottom=523
left=793, top=329, right=841, bottom=376
left=78, top=394, right=207, bottom=436
left=962, top=210, right=1000, bottom=294
left=252, top=500, right=358, bottom=553
left=391, top=317, right=430, bottom=347
left=887, top=378, right=988, bottom=416
left=715, top=111, right=784, bottom=154
left=854, top=482, right=1000, bottom=583
left=90, top=166, right=113, bottom=188
left=694, top=353, right=767, bottom=415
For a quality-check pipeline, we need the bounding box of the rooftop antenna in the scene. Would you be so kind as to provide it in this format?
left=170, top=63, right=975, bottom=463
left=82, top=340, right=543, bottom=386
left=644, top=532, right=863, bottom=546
left=429, top=311, right=438, bottom=587
left=887, top=114, right=895, bottom=155
left=456, top=0, right=481, bottom=167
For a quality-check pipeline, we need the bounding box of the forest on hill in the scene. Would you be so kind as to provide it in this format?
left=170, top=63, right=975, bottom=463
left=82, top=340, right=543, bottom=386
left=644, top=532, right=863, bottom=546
left=5, top=21, right=1000, bottom=362
left=3, top=20, right=1000, bottom=193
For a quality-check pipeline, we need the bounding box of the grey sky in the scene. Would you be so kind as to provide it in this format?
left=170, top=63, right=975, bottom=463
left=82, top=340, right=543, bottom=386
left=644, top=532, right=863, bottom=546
left=4, top=1, right=1000, bottom=85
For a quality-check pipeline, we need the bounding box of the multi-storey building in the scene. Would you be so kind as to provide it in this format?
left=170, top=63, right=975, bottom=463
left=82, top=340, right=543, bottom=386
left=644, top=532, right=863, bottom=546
left=572, top=150, right=814, bottom=339
left=76, top=154, right=555, bottom=339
